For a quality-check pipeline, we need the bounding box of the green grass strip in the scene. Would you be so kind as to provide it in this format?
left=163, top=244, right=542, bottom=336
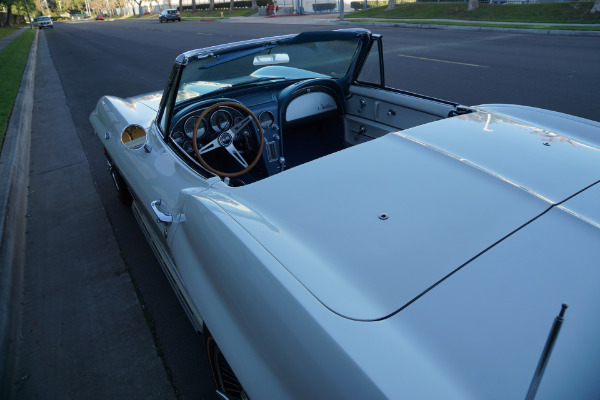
left=350, top=18, right=600, bottom=30
left=111, top=8, right=252, bottom=19
left=180, top=8, right=255, bottom=18
left=0, top=27, right=19, bottom=39
left=0, top=28, right=35, bottom=148
left=347, top=2, right=600, bottom=24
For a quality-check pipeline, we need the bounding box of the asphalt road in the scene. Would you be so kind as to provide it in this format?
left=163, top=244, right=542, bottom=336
left=383, top=29, right=600, bottom=121
left=19, top=17, right=600, bottom=399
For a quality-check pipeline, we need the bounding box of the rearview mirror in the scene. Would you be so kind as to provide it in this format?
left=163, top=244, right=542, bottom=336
left=253, top=54, right=290, bottom=66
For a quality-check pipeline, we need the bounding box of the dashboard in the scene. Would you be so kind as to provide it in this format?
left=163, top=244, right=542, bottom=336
left=168, top=78, right=344, bottom=183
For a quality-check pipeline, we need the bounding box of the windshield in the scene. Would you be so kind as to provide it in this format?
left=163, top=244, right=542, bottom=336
left=176, top=35, right=362, bottom=105
left=38, top=16, right=50, bottom=21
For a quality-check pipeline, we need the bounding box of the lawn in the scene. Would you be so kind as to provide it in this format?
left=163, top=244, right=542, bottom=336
left=347, top=2, right=600, bottom=24
left=110, top=8, right=253, bottom=20
left=0, top=28, right=35, bottom=148
left=180, top=8, right=256, bottom=18
left=0, top=26, right=18, bottom=39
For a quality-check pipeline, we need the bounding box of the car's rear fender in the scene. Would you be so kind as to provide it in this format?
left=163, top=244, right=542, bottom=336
left=167, top=189, right=387, bottom=399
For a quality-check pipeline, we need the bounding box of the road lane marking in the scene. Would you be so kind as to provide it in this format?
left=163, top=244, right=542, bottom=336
left=398, top=54, right=488, bottom=68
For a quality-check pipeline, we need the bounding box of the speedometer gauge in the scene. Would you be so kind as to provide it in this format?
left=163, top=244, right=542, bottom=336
left=210, top=110, right=232, bottom=132
left=184, top=116, right=206, bottom=139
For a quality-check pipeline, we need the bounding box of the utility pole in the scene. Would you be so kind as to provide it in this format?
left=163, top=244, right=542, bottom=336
left=22, top=0, right=33, bottom=27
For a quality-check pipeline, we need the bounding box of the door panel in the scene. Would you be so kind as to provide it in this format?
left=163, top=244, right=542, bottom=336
left=344, top=85, right=456, bottom=146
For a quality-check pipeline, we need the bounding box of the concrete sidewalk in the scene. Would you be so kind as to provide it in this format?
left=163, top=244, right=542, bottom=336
left=0, top=28, right=27, bottom=52
left=0, top=30, right=175, bottom=399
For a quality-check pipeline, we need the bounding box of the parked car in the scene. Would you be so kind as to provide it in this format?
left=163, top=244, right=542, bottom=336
left=158, top=9, right=180, bottom=22
left=95, top=14, right=104, bottom=20
left=90, top=29, right=600, bottom=400
left=33, top=16, right=53, bottom=29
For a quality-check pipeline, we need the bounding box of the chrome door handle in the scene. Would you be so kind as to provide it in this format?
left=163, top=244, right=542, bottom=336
left=151, top=199, right=173, bottom=224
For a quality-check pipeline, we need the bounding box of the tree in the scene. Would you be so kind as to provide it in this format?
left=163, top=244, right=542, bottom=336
left=178, top=0, right=181, bottom=13
left=131, top=0, right=143, bottom=14
left=0, top=0, right=35, bottom=26
left=387, top=0, right=395, bottom=10
left=111, top=0, right=126, bottom=15
left=209, top=0, right=214, bottom=12
left=468, top=0, right=478, bottom=11
left=229, top=0, right=233, bottom=12
left=192, top=0, right=196, bottom=12
left=61, top=0, right=86, bottom=12
left=592, top=0, right=600, bottom=13
left=250, top=0, right=257, bottom=12
left=89, top=0, right=107, bottom=14
left=34, top=0, right=46, bottom=13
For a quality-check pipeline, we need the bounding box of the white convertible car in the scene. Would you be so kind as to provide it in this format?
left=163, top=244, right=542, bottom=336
left=90, top=29, right=600, bottom=399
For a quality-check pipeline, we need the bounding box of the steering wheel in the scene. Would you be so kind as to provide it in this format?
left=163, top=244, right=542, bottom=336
left=192, top=101, right=264, bottom=178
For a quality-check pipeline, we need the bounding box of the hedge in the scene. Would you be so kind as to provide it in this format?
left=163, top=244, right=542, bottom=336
left=312, top=2, right=336, bottom=11
left=350, top=1, right=388, bottom=10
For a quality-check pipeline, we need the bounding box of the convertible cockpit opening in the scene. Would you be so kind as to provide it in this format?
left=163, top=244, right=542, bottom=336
left=164, top=29, right=464, bottom=186
left=165, top=31, right=365, bottom=185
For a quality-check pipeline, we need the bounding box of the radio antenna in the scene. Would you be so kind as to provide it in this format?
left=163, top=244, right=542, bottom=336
left=525, top=303, right=568, bottom=400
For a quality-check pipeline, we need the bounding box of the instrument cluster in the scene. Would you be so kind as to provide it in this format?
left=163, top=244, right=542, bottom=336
left=171, top=106, right=246, bottom=155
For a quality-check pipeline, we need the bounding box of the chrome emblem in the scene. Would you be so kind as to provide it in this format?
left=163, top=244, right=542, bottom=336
left=218, top=132, right=233, bottom=147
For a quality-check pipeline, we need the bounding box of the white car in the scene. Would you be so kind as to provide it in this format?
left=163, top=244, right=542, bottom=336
left=33, top=16, right=53, bottom=29
left=90, top=29, right=600, bottom=400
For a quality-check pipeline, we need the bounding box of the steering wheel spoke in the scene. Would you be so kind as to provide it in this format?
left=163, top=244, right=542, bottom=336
left=224, top=143, right=249, bottom=168
left=230, top=115, right=252, bottom=136
left=199, top=137, right=221, bottom=154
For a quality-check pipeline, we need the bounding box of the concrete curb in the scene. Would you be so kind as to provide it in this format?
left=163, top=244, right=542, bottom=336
left=0, top=29, right=37, bottom=398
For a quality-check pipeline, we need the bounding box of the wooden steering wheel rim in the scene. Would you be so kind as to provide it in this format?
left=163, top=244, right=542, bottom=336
left=191, top=101, right=265, bottom=178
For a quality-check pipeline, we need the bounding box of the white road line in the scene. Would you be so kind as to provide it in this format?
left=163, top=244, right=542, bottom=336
left=398, top=54, right=488, bottom=68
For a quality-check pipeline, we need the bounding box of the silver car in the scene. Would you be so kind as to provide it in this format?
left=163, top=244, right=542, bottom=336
left=90, top=29, right=600, bottom=400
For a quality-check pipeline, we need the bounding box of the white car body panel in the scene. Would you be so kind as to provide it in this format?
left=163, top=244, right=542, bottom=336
left=211, top=110, right=600, bottom=321
left=391, top=206, right=600, bottom=399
